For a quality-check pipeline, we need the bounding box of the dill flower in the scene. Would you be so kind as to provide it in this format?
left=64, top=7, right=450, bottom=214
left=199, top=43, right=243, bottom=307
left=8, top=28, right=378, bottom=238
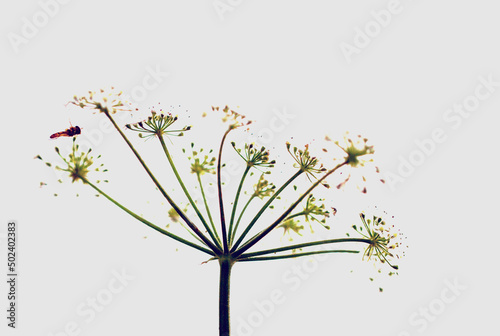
left=352, top=213, right=404, bottom=270
left=279, top=218, right=304, bottom=240
left=51, top=138, right=107, bottom=183
left=168, top=207, right=181, bottom=224
left=232, top=142, right=276, bottom=168
left=324, top=134, right=383, bottom=193
left=327, top=133, right=374, bottom=167
left=126, top=110, right=191, bottom=139
left=211, top=105, right=252, bottom=130
left=299, top=194, right=331, bottom=232
left=251, top=174, right=276, bottom=199
left=184, top=143, right=216, bottom=175
left=71, top=87, right=132, bottom=115
left=286, top=142, right=326, bottom=179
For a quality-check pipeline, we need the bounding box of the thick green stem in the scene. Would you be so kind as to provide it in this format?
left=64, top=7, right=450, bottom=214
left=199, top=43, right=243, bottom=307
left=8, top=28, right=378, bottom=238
left=233, top=162, right=347, bottom=258
left=105, top=112, right=221, bottom=254
left=81, top=178, right=215, bottom=256
left=219, top=257, right=234, bottom=336
left=230, top=169, right=303, bottom=252
left=158, top=135, right=222, bottom=250
left=228, top=165, right=251, bottom=247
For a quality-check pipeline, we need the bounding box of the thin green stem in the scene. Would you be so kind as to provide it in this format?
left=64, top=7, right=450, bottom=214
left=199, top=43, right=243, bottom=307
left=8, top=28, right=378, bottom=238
left=218, top=129, right=231, bottom=253
left=230, top=169, right=303, bottom=252
left=228, top=165, right=251, bottom=248
left=158, top=135, right=222, bottom=250
left=237, top=249, right=359, bottom=262
left=176, top=221, right=206, bottom=246
left=81, top=177, right=215, bottom=256
left=229, top=194, right=255, bottom=246
left=284, top=211, right=308, bottom=221
left=238, top=237, right=371, bottom=259
left=197, top=172, right=221, bottom=245
left=233, top=162, right=347, bottom=258
left=105, top=112, right=222, bottom=254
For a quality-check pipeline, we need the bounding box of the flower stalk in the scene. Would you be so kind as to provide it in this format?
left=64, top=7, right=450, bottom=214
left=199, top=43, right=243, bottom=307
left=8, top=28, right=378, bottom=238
left=227, top=165, right=251, bottom=246
left=82, top=177, right=215, bottom=256
left=232, top=161, right=347, bottom=258
left=230, top=169, right=303, bottom=252
left=158, top=135, right=222, bottom=250
left=107, top=111, right=222, bottom=254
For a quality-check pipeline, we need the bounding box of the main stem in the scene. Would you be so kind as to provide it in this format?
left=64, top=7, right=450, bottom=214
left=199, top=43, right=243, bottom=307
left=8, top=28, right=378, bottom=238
left=219, top=257, right=233, bottom=336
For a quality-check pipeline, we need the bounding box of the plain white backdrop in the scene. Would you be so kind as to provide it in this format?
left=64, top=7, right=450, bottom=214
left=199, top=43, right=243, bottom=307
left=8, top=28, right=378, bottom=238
left=1, top=1, right=499, bottom=335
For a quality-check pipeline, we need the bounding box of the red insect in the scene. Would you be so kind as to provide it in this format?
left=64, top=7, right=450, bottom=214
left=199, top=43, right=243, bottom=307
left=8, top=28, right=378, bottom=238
left=50, top=125, right=81, bottom=139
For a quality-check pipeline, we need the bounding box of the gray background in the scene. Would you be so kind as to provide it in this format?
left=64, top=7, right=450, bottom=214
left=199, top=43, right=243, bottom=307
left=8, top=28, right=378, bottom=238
left=1, top=1, right=499, bottom=335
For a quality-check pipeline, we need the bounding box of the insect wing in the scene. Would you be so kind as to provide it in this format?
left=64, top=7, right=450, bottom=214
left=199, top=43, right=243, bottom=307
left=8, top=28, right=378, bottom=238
left=50, top=131, right=68, bottom=139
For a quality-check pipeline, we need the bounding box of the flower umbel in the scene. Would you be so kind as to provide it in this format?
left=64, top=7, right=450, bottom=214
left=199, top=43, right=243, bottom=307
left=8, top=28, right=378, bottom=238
left=332, top=133, right=374, bottom=167
left=294, top=194, right=330, bottom=232
left=212, top=105, right=252, bottom=130
left=168, top=207, right=181, bottom=224
left=126, top=110, right=191, bottom=139
left=53, top=138, right=106, bottom=183
left=232, top=143, right=276, bottom=169
left=286, top=142, right=326, bottom=179
left=184, top=143, right=216, bottom=175
left=324, top=134, right=383, bottom=193
left=353, top=213, right=403, bottom=270
left=71, top=88, right=132, bottom=115
left=251, top=174, right=276, bottom=199
left=279, top=218, right=304, bottom=241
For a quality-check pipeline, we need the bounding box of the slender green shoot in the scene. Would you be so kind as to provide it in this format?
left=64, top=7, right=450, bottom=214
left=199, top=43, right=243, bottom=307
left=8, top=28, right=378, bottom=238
left=230, top=169, right=303, bottom=252
left=229, top=194, right=255, bottom=246
left=228, top=165, right=251, bottom=248
left=81, top=177, right=215, bottom=256
left=197, top=172, right=221, bottom=245
left=105, top=111, right=222, bottom=254
left=158, top=135, right=222, bottom=250
left=238, top=237, right=371, bottom=259
left=233, top=161, right=347, bottom=257
left=237, top=249, right=359, bottom=262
